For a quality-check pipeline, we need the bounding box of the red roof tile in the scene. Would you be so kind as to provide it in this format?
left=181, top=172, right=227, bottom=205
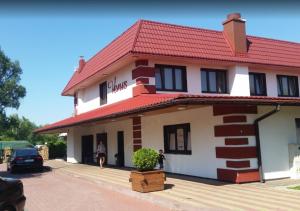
left=36, top=94, right=300, bottom=133
left=62, top=20, right=300, bottom=95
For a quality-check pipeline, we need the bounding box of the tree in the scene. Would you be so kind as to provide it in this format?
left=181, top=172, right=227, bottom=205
left=0, top=48, right=26, bottom=131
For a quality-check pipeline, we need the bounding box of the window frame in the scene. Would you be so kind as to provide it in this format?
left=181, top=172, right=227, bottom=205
left=163, top=123, right=191, bottom=155
left=249, top=72, right=267, bottom=96
left=99, top=81, right=108, bottom=105
left=155, top=64, right=187, bottom=92
left=277, top=75, right=299, bottom=97
left=201, top=68, right=228, bottom=94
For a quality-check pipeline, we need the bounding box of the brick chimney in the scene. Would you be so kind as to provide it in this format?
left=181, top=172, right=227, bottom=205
left=77, top=56, right=85, bottom=72
left=223, top=13, right=247, bottom=55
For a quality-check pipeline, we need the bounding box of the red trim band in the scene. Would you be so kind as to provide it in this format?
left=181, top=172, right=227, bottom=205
left=133, top=85, right=156, bottom=97
left=226, top=160, right=250, bottom=168
left=132, top=66, right=155, bottom=79
left=213, top=105, right=257, bottom=116
left=225, top=138, right=249, bottom=145
left=216, top=146, right=257, bottom=159
left=214, top=124, right=255, bottom=137
left=217, top=168, right=260, bottom=183
left=223, top=115, right=247, bottom=123
left=136, top=77, right=149, bottom=85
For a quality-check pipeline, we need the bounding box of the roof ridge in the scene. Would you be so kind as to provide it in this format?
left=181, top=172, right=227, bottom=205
left=247, top=34, right=300, bottom=46
left=140, top=19, right=222, bottom=34
left=131, top=19, right=143, bottom=52
left=141, top=19, right=300, bottom=46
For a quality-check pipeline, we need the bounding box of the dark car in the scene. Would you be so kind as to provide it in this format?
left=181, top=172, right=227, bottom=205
left=7, top=148, right=43, bottom=173
left=0, top=177, right=26, bottom=211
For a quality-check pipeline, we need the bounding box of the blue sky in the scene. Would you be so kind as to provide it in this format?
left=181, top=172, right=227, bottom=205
left=1, top=2, right=300, bottom=125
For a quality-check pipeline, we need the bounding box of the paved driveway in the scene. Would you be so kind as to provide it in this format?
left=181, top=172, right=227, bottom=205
left=44, top=160, right=300, bottom=211
left=0, top=163, right=170, bottom=211
left=2, top=160, right=300, bottom=211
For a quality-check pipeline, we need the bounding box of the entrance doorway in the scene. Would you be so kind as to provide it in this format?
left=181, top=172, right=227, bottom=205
left=81, top=135, right=94, bottom=164
left=96, top=133, right=108, bottom=165
left=117, top=131, right=125, bottom=167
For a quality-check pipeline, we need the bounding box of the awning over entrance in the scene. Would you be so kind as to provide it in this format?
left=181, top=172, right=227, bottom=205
left=35, top=94, right=300, bottom=133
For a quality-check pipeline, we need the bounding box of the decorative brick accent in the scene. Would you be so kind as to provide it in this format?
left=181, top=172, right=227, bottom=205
left=136, top=77, right=149, bottom=85
left=133, top=130, right=142, bottom=139
left=133, top=145, right=142, bottom=152
left=133, top=85, right=156, bottom=97
left=133, top=125, right=141, bottom=131
left=213, top=105, right=257, bottom=116
left=132, top=66, right=155, bottom=80
left=132, top=117, right=142, bottom=152
left=214, top=124, right=255, bottom=137
left=225, top=138, right=249, bottom=145
left=135, top=59, right=148, bottom=67
left=132, top=117, right=141, bottom=125
left=223, top=115, right=247, bottom=123
left=217, top=168, right=260, bottom=183
left=226, top=160, right=250, bottom=168
left=133, top=139, right=142, bottom=144
left=216, top=146, right=257, bottom=159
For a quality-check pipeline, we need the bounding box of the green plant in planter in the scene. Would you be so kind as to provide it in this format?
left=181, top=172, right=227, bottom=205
left=132, top=148, right=159, bottom=171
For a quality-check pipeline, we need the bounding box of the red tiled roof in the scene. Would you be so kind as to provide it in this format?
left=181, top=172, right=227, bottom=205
left=62, top=20, right=300, bottom=95
left=36, top=94, right=300, bottom=133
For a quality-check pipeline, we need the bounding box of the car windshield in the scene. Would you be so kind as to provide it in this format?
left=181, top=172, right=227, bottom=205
left=15, top=149, right=38, bottom=156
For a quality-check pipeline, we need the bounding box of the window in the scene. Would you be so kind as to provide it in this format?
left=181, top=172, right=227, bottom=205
left=99, top=81, right=107, bottom=105
left=296, top=119, right=300, bottom=144
left=155, top=65, right=187, bottom=92
left=74, top=93, right=78, bottom=106
left=249, top=72, right=267, bottom=96
left=201, top=69, right=227, bottom=93
left=277, top=75, right=299, bottom=97
left=164, top=123, right=191, bottom=154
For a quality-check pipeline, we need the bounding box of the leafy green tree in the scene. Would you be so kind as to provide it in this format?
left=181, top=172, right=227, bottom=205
left=0, top=48, right=26, bottom=132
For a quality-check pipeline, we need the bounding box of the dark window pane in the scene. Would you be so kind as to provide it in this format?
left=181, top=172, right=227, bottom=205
left=209, top=71, right=216, bottom=92
left=155, top=69, right=162, bottom=89
left=164, top=67, right=173, bottom=89
left=169, top=133, right=176, bottom=150
left=249, top=73, right=266, bottom=96
left=216, top=72, right=226, bottom=93
left=201, top=71, right=207, bottom=92
left=164, top=123, right=191, bottom=154
left=277, top=75, right=299, bottom=97
left=187, top=131, right=191, bottom=151
left=201, top=69, right=227, bottom=93
left=100, top=81, right=107, bottom=105
left=175, top=68, right=183, bottom=90
left=249, top=74, right=255, bottom=95
left=176, top=128, right=185, bottom=151
left=289, top=77, right=297, bottom=96
left=281, top=77, right=289, bottom=96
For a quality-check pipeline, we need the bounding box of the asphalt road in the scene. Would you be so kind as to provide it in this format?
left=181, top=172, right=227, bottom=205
left=0, top=164, right=170, bottom=211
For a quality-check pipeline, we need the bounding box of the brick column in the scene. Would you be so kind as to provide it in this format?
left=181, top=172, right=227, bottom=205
left=132, top=59, right=156, bottom=97
left=213, top=105, right=260, bottom=183
left=132, top=116, right=142, bottom=152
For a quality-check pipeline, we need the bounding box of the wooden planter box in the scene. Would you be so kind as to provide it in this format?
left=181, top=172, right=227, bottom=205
left=130, top=170, right=165, bottom=193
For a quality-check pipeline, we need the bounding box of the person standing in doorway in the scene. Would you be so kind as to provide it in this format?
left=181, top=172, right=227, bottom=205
left=97, top=141, right=106, bottom=169
left=158, top=149, right=165, bottom=169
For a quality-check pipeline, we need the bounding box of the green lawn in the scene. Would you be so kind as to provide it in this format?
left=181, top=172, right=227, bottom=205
left=288, top=185, right=300, bottom=190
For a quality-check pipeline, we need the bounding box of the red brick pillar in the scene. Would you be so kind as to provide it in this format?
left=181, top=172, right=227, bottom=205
left=132, top=116, right=142, bottom=152
left=213, top=105, right=260, bottom=183
left=132, top=59, right=156, bottom=97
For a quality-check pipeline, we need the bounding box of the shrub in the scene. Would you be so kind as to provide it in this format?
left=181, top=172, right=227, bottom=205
left=132, top=148, right=159, bottom=171
left=48, top=140, right=66, bottom=159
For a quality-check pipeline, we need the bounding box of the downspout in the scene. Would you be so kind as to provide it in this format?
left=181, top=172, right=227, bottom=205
left=254, top=104, right=281, bottom=183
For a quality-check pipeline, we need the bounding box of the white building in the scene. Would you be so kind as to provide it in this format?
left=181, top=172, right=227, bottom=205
left=37, top=13, right=300, bottom=183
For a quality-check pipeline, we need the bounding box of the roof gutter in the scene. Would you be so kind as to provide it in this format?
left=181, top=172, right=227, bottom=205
left=254, top=104, right=281, bottom=183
